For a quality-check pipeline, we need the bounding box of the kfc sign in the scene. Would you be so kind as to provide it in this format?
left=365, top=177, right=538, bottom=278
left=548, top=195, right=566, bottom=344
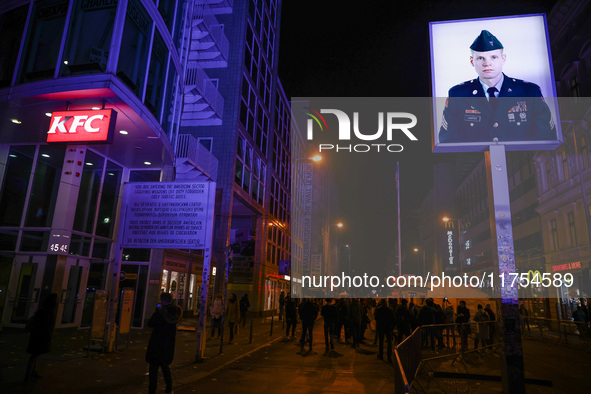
left=47, top=109, right=116, bottom=143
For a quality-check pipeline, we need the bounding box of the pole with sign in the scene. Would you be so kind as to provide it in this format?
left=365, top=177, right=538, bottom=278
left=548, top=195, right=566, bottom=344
left=115, top=181, right=216, bottom=360
left=486, top=145, right=525, bottom=393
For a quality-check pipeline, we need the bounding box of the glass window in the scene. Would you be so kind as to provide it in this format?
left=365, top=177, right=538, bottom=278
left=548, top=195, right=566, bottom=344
left=69, top=234, right=91, bottom=256
left=0, top=146, right=36, bottom=226
left=568, top=211, right=577, bottom=246
left=561, top=150, right=569, bottom=181
left=122, top=248, right=151, bottom=262
left=145, top=30, right=168, bottom=117
left=162, top=60, right=178, bottom=135
left=19, top=0, right=69, bottom=83
left=117, top=0, right=152, bottom=97
left=20, top=230, right=50, bottom=252
left=73, top=150, right=104, bottom=234
left=0, top=5, right=29, bottom=87
left=158, top=0, right=176, bottom=33
left=551, top=219, right=559, bottom=251
left=60, top=0, right=116, bottom=76
left=25, top=145, right=65, bottom=227
left=95, top=160, right=122, bottom=238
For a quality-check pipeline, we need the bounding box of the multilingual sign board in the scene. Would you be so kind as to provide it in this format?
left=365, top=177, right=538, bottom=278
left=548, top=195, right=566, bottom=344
left=120, top=182, right=215, bottom=249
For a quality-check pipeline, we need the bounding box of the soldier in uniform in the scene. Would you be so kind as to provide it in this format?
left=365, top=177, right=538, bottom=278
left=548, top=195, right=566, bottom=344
left=438, top=30, right=556, bottom=143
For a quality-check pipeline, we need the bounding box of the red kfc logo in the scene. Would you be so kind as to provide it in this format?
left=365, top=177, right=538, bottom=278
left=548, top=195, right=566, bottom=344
left=47, top=109, right=116, bottom=143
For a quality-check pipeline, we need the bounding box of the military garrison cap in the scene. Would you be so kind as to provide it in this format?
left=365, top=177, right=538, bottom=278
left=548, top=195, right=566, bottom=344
left=470, top=30, right=503, bottom=51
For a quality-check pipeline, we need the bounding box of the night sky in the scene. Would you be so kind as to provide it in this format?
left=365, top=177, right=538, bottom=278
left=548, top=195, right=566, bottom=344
left=279, top=0, right=558, bottom=277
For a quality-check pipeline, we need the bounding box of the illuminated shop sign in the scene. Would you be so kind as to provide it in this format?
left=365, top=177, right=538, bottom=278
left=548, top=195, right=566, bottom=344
left=444, top=220, right=456, bottom=266
left=552, top=261, right=582, bottom=272
left=47, top=109, right=116, bottom=143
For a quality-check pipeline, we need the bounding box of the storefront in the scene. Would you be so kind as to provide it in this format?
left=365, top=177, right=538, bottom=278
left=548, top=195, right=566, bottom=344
left=0, top=0, right=187, bottom=330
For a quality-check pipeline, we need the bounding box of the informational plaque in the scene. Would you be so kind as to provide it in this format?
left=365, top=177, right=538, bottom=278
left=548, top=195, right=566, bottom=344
left=120, top=182, right=216, bottom=249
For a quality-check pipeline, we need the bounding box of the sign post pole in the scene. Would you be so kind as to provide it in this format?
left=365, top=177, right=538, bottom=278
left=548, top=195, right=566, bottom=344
left=486, top=144, right=525, bottom=393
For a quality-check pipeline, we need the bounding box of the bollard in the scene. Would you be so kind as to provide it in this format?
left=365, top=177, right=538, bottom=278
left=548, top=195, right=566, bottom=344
left=270, top=310, right=274, bottom=336
left=249, top=317, right=253, bottom=344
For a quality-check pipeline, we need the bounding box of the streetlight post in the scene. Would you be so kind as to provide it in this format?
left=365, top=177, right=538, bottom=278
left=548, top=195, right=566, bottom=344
left=413, top=247, right=426, bottom=276
left=442, top=216, right=463, bottom=274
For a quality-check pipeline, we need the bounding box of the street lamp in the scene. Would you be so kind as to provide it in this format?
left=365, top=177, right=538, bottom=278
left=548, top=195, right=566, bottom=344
left=442, top=216, right=463, bottom=274
left=413, top=247, right=426, bottom=276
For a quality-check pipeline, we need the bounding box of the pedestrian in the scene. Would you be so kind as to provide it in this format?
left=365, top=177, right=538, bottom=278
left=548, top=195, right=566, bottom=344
left=484, top=303, right=496, bottom=345
left=519, top=304, right=531, bottom=334
left=473, top=304, right=489, bottom=349
left=335, top=299, right=351, bottom=343
left=210, top=293, right=223, bottom=338
left=239, top=293, right=250, bottom=327
left=279, top=290, right=285, bottom=321
left=225, top=293, right=239, bottom=343
left=24, top=293, right=58, bottom=382
left=285, top=294, right=297, bottom=338
left=299, top=299, right=319, bottom=352
left=418, top=298, right=437, bottom=352
left=349, top=298, right=363, bottom=349
left=374, top=299, right=395, bottom=362
left=456, top=300, right=471, bottom=351
left=443, top=299, right=456, bottom=348
left=321, top=298, right=338, bottom=352
left=573, top=306, right=587, bottom=339
left=146, top=292, right=183, bottom=394
left=395, top=299, right=411, bottom=344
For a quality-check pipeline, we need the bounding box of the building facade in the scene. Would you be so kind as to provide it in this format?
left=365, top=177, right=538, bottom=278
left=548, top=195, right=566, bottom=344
left=0, top=0, right=202, bottom=332
left=179, top=0, right=288, bottom=314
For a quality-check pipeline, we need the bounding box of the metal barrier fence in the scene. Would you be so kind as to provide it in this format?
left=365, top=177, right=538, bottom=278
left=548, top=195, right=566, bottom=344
left=526, top=316, right=591, bottom=348
left=394, top=327, right=422, bottom=394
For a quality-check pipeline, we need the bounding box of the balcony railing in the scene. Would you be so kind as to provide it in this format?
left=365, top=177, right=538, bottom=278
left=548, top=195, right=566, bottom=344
left=176, top=134, right=218, bottom=181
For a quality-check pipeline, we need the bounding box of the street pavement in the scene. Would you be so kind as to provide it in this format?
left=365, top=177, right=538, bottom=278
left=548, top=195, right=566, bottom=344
left=1, top=316, right=590, bottom=393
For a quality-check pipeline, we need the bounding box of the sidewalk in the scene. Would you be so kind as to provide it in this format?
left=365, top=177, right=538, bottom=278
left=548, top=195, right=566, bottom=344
left=0, top=314, right=286, bottom=394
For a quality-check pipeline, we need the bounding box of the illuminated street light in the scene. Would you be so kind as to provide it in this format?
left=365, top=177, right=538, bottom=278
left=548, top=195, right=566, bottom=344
left=337, top=222, right=344, bottom=228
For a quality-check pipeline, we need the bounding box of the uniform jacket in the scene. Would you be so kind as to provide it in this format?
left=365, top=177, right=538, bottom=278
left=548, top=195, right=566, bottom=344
left=145, top=303, right=183, bottom=365
left=439, top=74, right=556, bottom=143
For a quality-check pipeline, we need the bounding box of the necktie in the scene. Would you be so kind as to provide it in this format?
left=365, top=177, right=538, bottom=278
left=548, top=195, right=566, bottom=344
left=487, top=87, right=498, bottom=112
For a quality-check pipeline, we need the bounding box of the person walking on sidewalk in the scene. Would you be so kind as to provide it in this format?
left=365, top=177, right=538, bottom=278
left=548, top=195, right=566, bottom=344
left=210, top=293, right=223, bottom=338
left=299, top=299, right=319, bottom=352
left=374, top=299, right=395, bottom=362
left=285, top=294, right=297, bottom=339
left=321, top=298, right=338, bottom=352
left=225, top=293, right=240, bottom=344
left=24, top=293, right=58, bottom=382
left=146, top=292, right=183, bottom=394
left=484, top=303, right=496, bottom=345
left=239, top=293, right=250, bottom=327
left=278, top=290, right=285, bottom=321
left=519, top=303, right=531, bottom=334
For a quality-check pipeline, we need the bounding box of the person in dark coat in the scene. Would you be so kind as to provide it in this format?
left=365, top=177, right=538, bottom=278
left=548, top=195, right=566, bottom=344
left=374, top=299, right=395, bottom=362
left=146, top=292, right=183, bottom=394
left=239, top=293, right=250, bottom=327
left=321, top=299, right=338, bottom=352
left=285, top=294, right=297, bottom=338
left=24, top=293, right=58, bottom=382
left=456, top=300, right=471, bottom=351
left=299, top=299, right=319, bottom=351
left=395, top=299, right=411, bottom=344
left=484, top=304, right=496, bottom=345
